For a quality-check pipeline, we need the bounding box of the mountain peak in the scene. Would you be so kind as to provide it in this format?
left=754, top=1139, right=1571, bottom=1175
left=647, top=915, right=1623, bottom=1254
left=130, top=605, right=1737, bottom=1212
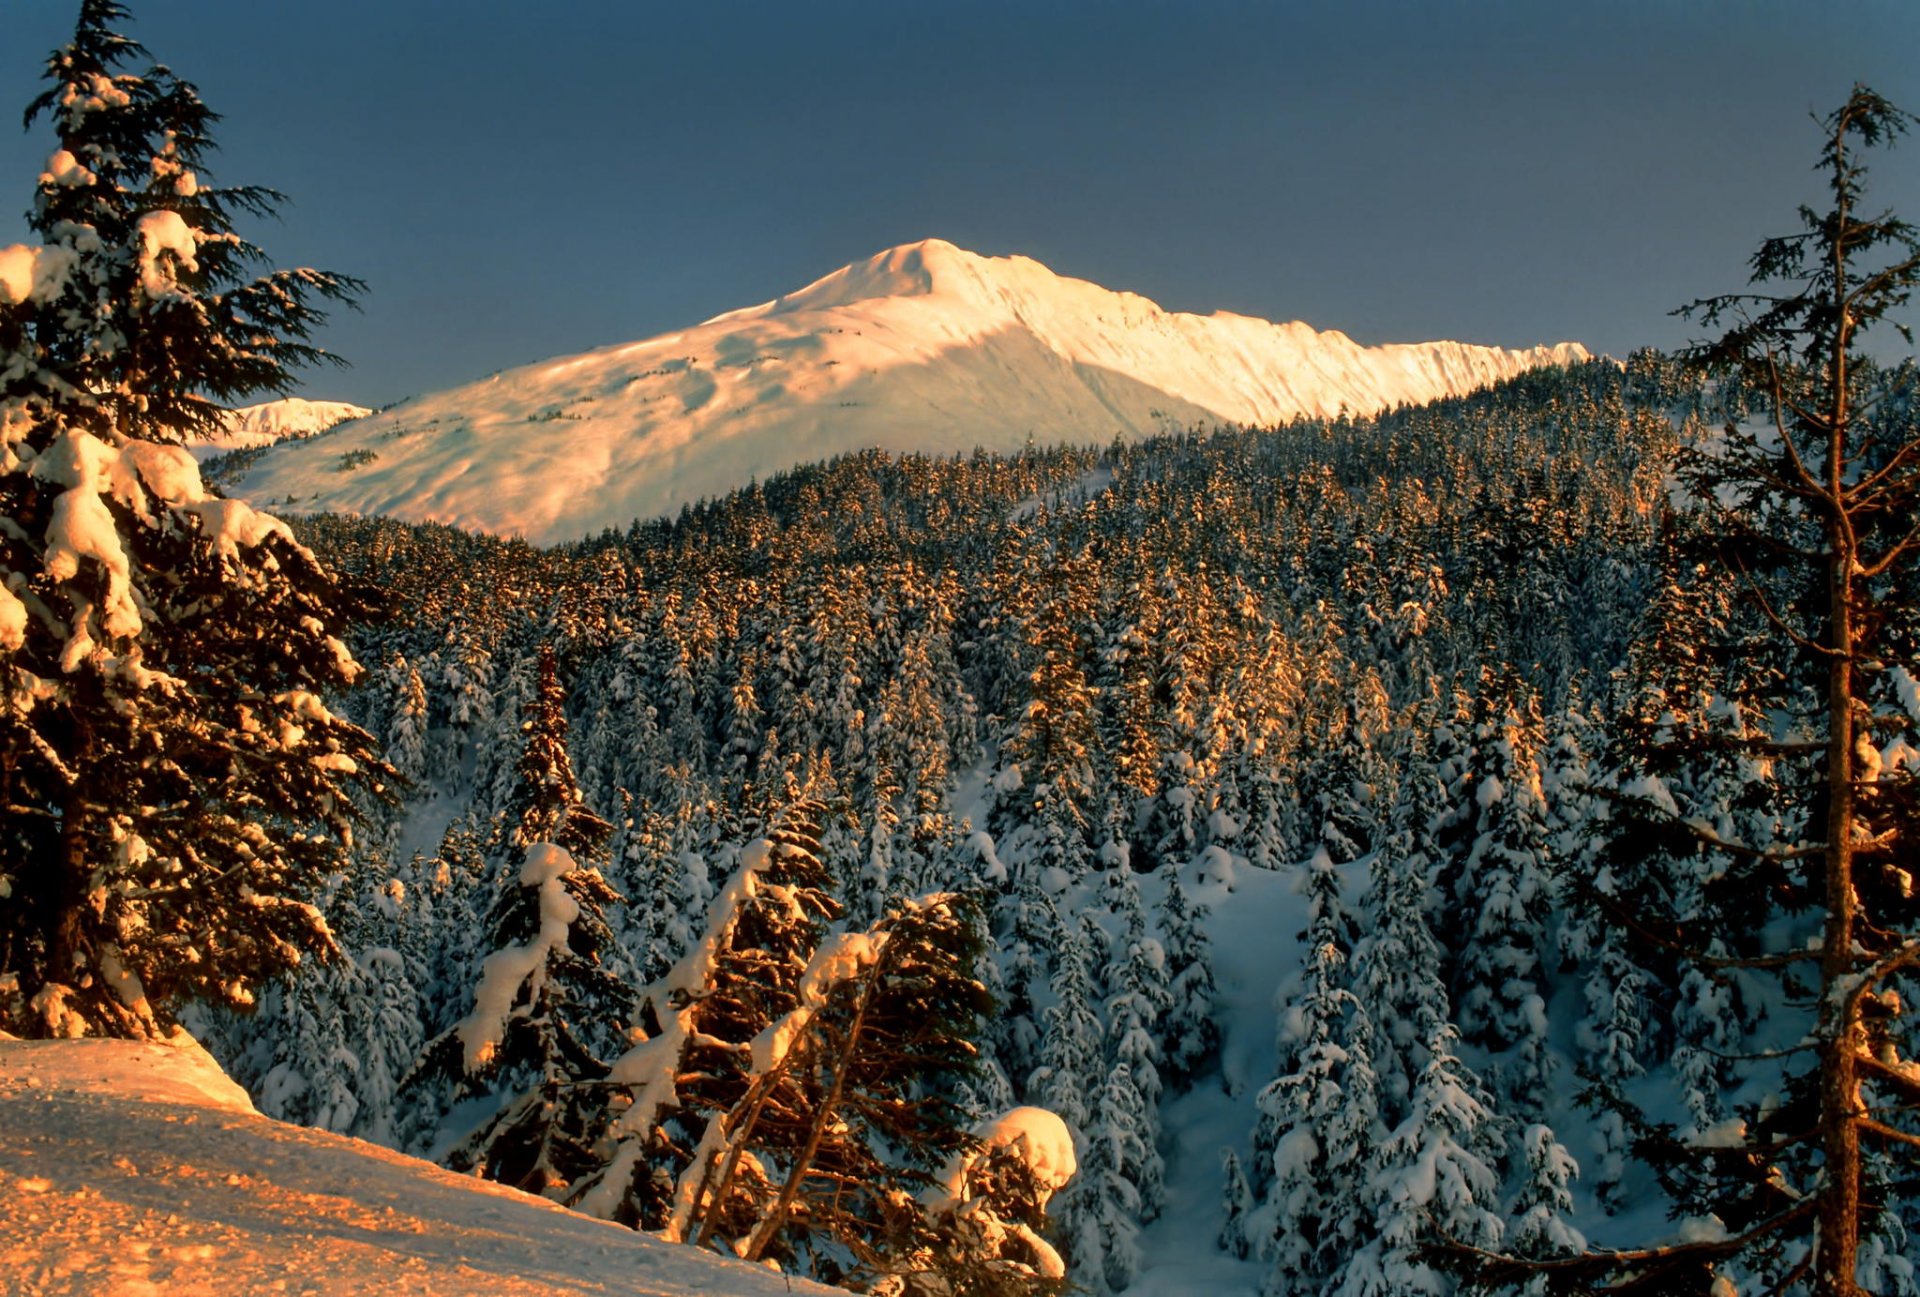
left=713, top=238, right=1000, bottom=321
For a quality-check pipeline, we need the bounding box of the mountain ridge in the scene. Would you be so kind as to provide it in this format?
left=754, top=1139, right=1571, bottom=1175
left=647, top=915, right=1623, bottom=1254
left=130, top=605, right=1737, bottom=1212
left=228, top=239, right=1588, bottom=544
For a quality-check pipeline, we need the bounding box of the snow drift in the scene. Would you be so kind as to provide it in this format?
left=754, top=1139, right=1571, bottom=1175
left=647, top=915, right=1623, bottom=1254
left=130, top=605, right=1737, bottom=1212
left=227, top=239, right=1588, bottom=543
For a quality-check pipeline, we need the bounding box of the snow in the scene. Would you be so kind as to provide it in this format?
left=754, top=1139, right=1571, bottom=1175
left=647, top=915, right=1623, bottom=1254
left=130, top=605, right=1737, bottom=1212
left=0, top=579, right=26, bottom=651
left=1129, top=854, right=1305, bottom=1296
left=135, top=209, right=198, bottom=298
left=40, top=148, right=96, bottom=188
left=38, top=427, right=146, bottom=663
left=1893, top=666, right=1920, bottom=725
left=455, top=842, right=582, bottom=1073
left=195, top=398, right=373, bottom=454
left=749, top=929, right=887, bottom=1074
left=918, top=1106, right=1079, bottom=1281
left=958, top=1106, right=1078, bottom=1203
left=0, top=1035, right=836, bottom=1296
left=226, top=238, right=1588, bottom=544
left=0, top=242, right=75, bottom=306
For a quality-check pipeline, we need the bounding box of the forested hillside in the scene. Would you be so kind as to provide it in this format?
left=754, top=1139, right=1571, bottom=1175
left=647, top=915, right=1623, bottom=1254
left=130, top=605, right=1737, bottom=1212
left=184, top=353, right=1920, bottom=1292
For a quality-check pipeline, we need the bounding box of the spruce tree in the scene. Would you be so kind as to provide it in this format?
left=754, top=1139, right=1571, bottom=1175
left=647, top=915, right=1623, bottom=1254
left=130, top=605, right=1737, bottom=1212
left=414, top=646, right=627, bottom=1197
left=1640, top=88, right=1919, bottom=1295
left=1463, top=86, right=1920, bottom=1296
left=1156, top=863, right=1220, bottom=1088
left=0, top=0, right=381, bottom=1038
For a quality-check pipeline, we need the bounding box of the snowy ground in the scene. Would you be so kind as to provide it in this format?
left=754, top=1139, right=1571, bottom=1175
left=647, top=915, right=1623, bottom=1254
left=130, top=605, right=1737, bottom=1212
left=0, top=1035, right=836, bottom=1297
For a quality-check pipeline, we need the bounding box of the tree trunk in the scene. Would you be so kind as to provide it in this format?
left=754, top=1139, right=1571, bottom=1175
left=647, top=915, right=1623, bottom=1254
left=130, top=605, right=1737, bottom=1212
left=1813, top=151, right=1863, bottom=1294
left=741, top=959, right=884, bottom=1264
left=1814, top=559, right=1862, bottom=1296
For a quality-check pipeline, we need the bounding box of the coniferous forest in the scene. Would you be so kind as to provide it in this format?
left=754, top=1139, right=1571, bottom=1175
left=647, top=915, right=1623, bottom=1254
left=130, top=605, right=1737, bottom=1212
left=3, top=5, right=1920, bottom=1296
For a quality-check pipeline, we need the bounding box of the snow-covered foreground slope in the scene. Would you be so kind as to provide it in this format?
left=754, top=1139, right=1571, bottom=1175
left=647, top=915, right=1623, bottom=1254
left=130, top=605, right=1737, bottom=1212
left=0, top=1035, right=838, bottom=1297
left=228, top=239, right=1587, bottom=543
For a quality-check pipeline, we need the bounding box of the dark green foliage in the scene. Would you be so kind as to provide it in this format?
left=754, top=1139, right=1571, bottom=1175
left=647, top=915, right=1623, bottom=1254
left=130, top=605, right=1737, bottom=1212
left=0, top=0, right=380, bottom=1039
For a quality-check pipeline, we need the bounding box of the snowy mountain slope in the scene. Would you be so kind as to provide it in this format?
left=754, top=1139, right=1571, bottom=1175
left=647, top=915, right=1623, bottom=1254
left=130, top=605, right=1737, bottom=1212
left=194, top=397, right=372, bottom=451
left=228, top=239, right=1587, bottom=544
left=0, top=1036, right=838, bottom=1297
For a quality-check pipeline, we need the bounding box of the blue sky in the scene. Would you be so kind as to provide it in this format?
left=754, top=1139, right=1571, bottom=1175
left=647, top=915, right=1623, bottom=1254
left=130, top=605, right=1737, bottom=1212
left=5, top=0, right=1919, bottom=406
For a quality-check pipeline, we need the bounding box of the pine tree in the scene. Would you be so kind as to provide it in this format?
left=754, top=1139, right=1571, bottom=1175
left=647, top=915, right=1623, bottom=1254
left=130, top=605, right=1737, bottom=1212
left=1339, top=1020, right=1506, bottom=1297
left=1219, top=1148, right=1255, bottom=1260
left=1464, top=86, right=1920, bottom=1296
left=381, top=653, right=430, bottom=786
left=1030, top=915, right=1105, bottom=1136
left=1099, top=868, right=1168, bottom=1223
left=1452, top=681, right=1556, bottom=1112
left=0, top=1, right=381, bottom=1039
left=1156, top=863, right=1220, bottom=1088
left=692, top=893, right=996, bottom=1281
left=922, top=1106, right=1079, bottom=1296
left=1060, top=1064, right=1147, bottom=1294
left=572, top=804, right=841, bottom=1233
left=500, top=644, right=611, bottom=861
left=1351, top=745, right=1452, bottom=1119
left=1501, top=1124, right=1587, bottom=1286
left=412, top=647, right=627, bottom=1197
left=1254, top=846, right=1376, bottom=1296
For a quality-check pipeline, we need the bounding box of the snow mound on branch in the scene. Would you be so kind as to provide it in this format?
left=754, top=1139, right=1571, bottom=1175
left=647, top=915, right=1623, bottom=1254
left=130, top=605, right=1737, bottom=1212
left=0, top=242, right=76, bottom=306
left=932, top=1106, right=1079, bottom=1210
left=0, top=1036, right=837, bottom=1296
left=226, top=238, right=1588, bottom=544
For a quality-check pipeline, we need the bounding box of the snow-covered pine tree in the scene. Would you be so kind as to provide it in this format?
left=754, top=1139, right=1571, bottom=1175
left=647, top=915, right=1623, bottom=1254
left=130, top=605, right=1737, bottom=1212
left=1297, top=673, right=1389, bottom=867
left=1336, top=1018, right=1506, bottom=1297
left=1497, top=1123, right=1587, bottom=1293
left=1253, top=844, right=1379, bottom=1296
left=1098, top=866, right=1167, bottom=1223
left=571, top=803, right=840, bottom=1233
left=499, top=644, right=611, bottom=860
left=1059, top=1063, right=1147, bottom=1294
left=1155, top=862, right=1220, bottom=1088
left=997, top=868, right=1062, bottom=1092
left=692, top=892, right=997, bottom=1283
left=1351, top=736, right=1451, bottom=1118
left=381, top=652, right=430, bottom=786
left=922, top=1106, right=1079, bottom=1297
left=0, top=0, right=382, bottom=1039
left=412, top=644, right=627, bottom=1197
left=1030, top=914, right=1105, bottom=1136
left=1219, top=1148, right=1255, bottom=1260
left=1459, top=86, right=1920, bottom=1295
left=1451, top=675, right=1556, bottom=1112
left=425, top=835, right=628, bottom=1193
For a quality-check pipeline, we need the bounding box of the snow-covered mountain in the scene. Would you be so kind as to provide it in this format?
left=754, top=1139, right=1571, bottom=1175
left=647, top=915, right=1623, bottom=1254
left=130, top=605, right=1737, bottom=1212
left=198, top=397, right=371, bottom=452
left=0, top=1035, right=836, bottom=1296
left=228, top=239, right=1587, bottom=544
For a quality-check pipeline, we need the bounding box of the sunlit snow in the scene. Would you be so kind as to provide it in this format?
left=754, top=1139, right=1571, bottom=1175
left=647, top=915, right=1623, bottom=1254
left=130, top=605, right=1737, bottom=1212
left=0, top=1034, right=838, bottom=1296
